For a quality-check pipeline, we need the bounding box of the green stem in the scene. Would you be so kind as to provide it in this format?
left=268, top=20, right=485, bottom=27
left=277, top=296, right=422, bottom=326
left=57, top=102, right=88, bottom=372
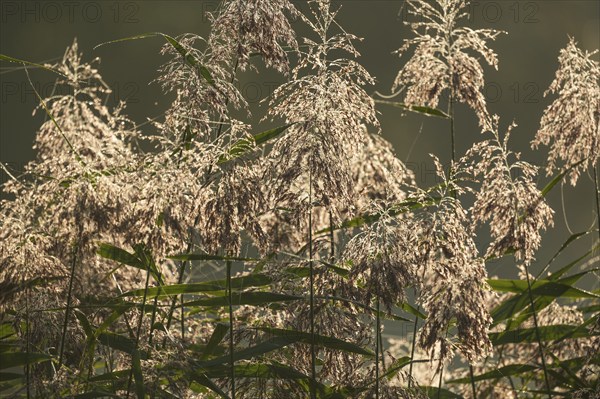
left=437, top=328, right=449, bottom=399
left=329, top=210, right=335, bottom=260
left=25, top=284, right=30, bottom=399
left=309, top=167, right=317, bottom=399
left=148, top=294, right=159, bottom=347
left=437, top=363, right=444, bottom=399
left=524, top=263, right=552, bottom=399
left=375, top=295, right=380, bottom=399
left=449, top=93, right=455, bottom=164
left=58, top=241, right=79, bottom=370
left=126, top=254, right=152, bottom=399
left=469, top=365, right=477, bottom=399
left=163, top=215, right=200, bottom=348
left=594, top=166, right=600, bottom=244
left=227, top=259, right=236, bottom=399
left=407, top=301, right=419, bottom=388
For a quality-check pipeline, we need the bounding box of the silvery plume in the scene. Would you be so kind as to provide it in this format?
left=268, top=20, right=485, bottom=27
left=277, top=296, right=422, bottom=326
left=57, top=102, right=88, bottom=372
left=342, top=200, right=419, bottom=311
left=267, top=0, right=378, bottom=215
left=532, top=37, right=599, bottom=185
left=351, top=132, right=416, bottom=210
left=393, top=0, right=503, bottom=129
left=208, top=0, right=299, bottom=73
left=34, top=39, right=137, bottom=173
left=156, top=33, right=247, bottom=148
left=413, top=157, right=492, bottom=363
left=201, top=159, right=267, bottom=256
left=467, top=116, right=554, bottom=265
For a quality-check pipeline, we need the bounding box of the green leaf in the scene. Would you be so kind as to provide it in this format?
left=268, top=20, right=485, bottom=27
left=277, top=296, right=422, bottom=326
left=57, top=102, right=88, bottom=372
left=0, top=372, right=23, bottom=381
left=74, top=310, right=94, bottom=338
left=0, top=352, right=51, bottom=369
left=316, top=198, right=432, bottom=235
left=198, top=336, right=299, bottom=368
left=507, top=245, right=600, bottom=328
left=169, top=253, right=258, bottom=262
left=540, top=160, right=585, bottom=197
left=536, top=231, right=591, bottom=279
left=256, top=327, right=375, bottom=357
left=315, top=295, right=410, bottom=322
left=97, top=244, right=143, bottom=269
left=201, top=324, right=229, bottom=360
left=95, top=303, right=136, bottom=338
left=374, top=99, right=450, bottom=118
left=490, top=324, right=600, bottom=345
left=72, top=391, right=120, bottom=399
left=488, top=279, right=599, bottom=298
left=448, top=364, right=537, bottom=384
left=420, top=386, right=464, bottom=398
left=202, top=362, right=309, bottom=380
left=0, top=54, right=68, bottom=78
left=97, top=332, right=148, bottom=360
left=399, top=302, right=427, bottom=319
left=95, top=33, right=214, bottom=85
left=0, top=323, right=15, bottom=340
left=99, top=243, right=165, bottom=288
left=131, top=350, right=145, bottom=399
left=491, top=272, right=599, bottom=326
left=88, top=369, right=129, bottom=382
left=190, top=373, right=230, bottom=398
left=218, top=124, right=294, bottom=164
left=122, top=274, right=272, bottom=298
left=185, top=292, right=302, bottom=307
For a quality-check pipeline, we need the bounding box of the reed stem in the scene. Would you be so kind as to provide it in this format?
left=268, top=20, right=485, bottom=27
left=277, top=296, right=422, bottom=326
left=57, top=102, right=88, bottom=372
left=524, top=263, right=553, bottom=399
left=309, top=165, right=317, bottom=399
left=58, top=241, right=79, bottom=370
left=227, top=259, right=236, bottom=399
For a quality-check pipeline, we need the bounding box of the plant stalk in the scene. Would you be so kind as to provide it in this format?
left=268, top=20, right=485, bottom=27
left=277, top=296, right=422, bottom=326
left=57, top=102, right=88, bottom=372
left=126, top=250, right=152, bottom=399
left=594, top=165, right=600, bottom=244
left=227, top=259, right=236, bottom=399
left=309, top=166, right=317, bottom=399
left=524, top=263, right=553, bottom=399
left=25, top=284, right=30, bottom=399
left=469, top=365, right=477, bottom=399
left=408, top=300, right=419, bottom=388
left=375, top=295, right=381, bottom=399
left=58, top=241, right=79, bottom=370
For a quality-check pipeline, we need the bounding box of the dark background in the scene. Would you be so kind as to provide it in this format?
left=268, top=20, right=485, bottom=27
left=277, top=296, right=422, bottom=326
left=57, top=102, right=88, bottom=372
left=1, top=1, right=599, bottom=298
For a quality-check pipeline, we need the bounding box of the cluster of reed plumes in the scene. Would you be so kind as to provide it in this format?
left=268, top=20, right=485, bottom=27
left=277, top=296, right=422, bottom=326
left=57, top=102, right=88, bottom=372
left=0, top=0, right=598, bottom=398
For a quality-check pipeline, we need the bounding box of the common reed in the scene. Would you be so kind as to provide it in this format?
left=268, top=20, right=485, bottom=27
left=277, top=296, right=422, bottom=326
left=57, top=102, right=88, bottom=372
left=0, top=0, right=597, bottom=398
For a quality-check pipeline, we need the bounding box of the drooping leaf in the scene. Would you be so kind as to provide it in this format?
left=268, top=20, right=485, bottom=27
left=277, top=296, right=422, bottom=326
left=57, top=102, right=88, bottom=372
left=487, top=278, right=599, bottom=298
left=72, top=391, right=120, bottom=399
left=447, top=364, right=537, bottom=384
left=97, top=243, right=144, bottom=269
left=122, top=274, right=273, bottom=298
left=374, top=99, right=450, bottom=118
left=0, top=54, right=68, bottom=78
left=97, top=332, right=148, bottom=360
left=185, top=292, right=302, bottom=307
left=256, top=327, right=375, bottom=357
left=202, top=324, right=229, bottom=360
left=131, top=350, right=145, bottom=399
left=218, top=123, right=294, bottom=163
left=190, top=373, right=230, bottom=398
left=94, top=33, right=214, bottom=85
left=420, top=386, right=464, bottom=398
left=0, top=352, right=51, bottom=370
left=540, top=160, right=585, bottom=197
left=169, top=253, right=258, bottom=262
left=490, top=324, right=600, bottom=345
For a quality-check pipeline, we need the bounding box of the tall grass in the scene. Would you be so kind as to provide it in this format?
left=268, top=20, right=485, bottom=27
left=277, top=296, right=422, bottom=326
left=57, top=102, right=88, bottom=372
left=0, top=0, right=598, bottom=398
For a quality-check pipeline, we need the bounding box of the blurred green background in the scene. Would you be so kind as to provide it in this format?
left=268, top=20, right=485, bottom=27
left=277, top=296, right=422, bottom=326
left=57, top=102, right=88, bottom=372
left=1, top=1, right=599, bottom=292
